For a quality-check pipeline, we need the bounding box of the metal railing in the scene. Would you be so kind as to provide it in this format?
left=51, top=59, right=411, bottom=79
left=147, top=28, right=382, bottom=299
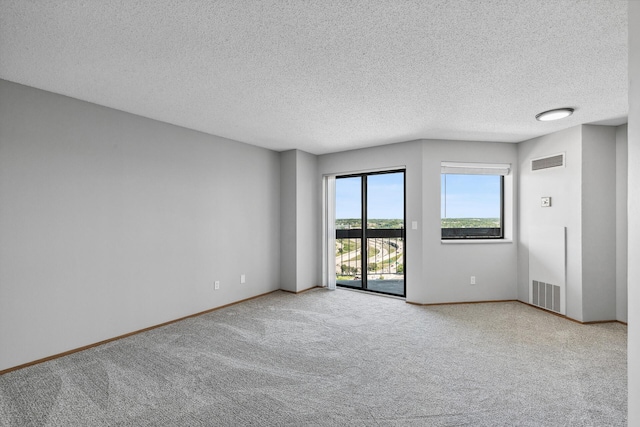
left=335, top=231, right=404, bottom=281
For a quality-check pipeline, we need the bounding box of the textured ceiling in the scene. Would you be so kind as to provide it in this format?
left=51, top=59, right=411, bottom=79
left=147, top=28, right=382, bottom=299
left=0, top=0, right=628, bottom=155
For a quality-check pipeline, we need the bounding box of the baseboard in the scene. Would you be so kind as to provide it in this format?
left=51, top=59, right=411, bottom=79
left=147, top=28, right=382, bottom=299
left=518, top=301, right=627, bottom=325
left=406, top=299, right=627, bottom=326
left=406, top=299, right=518, bottom=306
left=0, top=289, right=280, bottom=376
left=4, top=292, right=624, bottom=375
left=583, top=319, right=627, bottom=325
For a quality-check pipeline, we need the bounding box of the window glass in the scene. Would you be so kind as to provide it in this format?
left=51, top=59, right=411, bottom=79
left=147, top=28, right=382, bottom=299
left=441, top=174, right=503, bottom=239
left=336, top=176, right=361, bottom=230
left=367, top=173, right=404, bottom=229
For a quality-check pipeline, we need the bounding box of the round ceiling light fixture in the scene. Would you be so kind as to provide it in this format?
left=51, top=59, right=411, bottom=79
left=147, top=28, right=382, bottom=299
left=535, top=108, right=574, bottom=121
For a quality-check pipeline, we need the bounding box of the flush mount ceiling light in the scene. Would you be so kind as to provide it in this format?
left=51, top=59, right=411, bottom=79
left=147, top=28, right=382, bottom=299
left=535, top=108, right=575, bottom=121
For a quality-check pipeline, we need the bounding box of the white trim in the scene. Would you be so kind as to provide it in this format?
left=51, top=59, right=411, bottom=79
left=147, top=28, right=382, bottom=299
left=441, top=161, right=510, bottom=176
left=322, top=176, right=336, bottom=290
left=322, top=165, right=406, bottom=178
left=441, top=239, right=513, bottom=245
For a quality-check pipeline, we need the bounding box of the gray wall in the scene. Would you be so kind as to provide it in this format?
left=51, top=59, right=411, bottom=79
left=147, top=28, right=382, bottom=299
left=318, top=139, right=518, bottom=304
left=279, top=149, right=320, bottom=293
left=628, top=1, right=640, bottom=423
left=295, top=150, right=320, bottom=292
left=318, top=141, right=424, bottom=301
left=0, top=80, right=282, bottom=371
left=318, top=142, right=422, bottom=302
left=420, top=140, right=518, bottom=304
left=581, top=125, right=617, bottom=321
left=615, top=125, right=628, bottom=323
left=279, top=150, right=297, bottom=292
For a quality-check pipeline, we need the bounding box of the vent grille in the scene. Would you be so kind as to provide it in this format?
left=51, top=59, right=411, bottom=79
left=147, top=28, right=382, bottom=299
left=532, top=154, right=564, bottom=171
left=532, top=280, right=561, bottom=313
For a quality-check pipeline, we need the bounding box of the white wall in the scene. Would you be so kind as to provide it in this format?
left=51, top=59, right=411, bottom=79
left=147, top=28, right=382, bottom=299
left=518, top=125, right=619, bottom=322
left=581, top=125, right=617, bottom=321
left=318, top=139, right=518, bottom=305
left=628, top=1, right=640, bottom=424
left=615, top=124, right=628, bottom=323
left=518, top=126, right=584, bottom=320
left=0, top=80, right=282, bottom=371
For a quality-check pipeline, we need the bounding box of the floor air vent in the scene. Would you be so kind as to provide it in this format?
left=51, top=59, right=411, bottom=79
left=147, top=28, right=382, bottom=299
left=532, top=153, right=564, bottom=171
left=531, top=280, right=561, bottom=313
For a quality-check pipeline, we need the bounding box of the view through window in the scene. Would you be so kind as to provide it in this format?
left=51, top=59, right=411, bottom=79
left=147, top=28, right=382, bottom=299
left=441, top=174, right=503, bottom=239
left=335, top=171, right=405, bottom=296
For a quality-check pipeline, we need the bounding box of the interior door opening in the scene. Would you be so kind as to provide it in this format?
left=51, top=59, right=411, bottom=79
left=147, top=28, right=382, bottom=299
left=335, top=170, right=405, bottom=297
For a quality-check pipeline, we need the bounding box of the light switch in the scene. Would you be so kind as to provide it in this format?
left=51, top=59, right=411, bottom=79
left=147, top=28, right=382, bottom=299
left=412, top=221, right=418, bottom=230
left=541, top=197, right=551, bottom=207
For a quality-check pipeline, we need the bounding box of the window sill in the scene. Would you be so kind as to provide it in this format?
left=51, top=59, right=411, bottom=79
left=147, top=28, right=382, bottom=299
left=441, top=239, right=513, bottom=245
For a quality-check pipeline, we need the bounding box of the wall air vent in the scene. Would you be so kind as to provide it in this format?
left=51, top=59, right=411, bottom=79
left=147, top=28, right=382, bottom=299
left=529, top=226, right=566, bottom=315
left=531, top=280, right=561, bottom=313
left=531, top=153, right=565, bottom=171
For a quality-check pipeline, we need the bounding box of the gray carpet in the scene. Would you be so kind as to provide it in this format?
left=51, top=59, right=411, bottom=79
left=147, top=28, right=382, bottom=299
left=0, top=289, right=627, bottom=426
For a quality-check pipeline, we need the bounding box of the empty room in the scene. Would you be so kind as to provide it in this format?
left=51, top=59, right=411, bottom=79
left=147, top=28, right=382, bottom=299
left=1, top=1, right=639, bottom=425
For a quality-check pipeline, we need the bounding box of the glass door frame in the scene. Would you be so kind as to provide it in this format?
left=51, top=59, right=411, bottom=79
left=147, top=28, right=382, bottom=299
left=335, top=169, right=406, bottom=297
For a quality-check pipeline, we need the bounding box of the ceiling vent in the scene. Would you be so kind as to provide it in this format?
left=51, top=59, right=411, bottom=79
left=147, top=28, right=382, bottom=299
left=531, top=153, right=565, bottom=171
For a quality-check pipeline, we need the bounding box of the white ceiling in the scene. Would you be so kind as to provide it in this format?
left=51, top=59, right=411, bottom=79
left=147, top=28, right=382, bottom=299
left=0, top=0, right=628, bottom=155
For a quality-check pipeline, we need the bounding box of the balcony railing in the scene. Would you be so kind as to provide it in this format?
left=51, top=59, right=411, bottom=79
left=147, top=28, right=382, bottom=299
left=441, top=227, right=502, bottom=239
left=335, top=229, right=404, bottom=281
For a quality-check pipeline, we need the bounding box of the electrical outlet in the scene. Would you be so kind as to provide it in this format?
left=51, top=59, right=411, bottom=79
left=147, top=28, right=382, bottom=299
left=214, top=281, right=220, bottom=290
left=470, top=276, right=476, bottom=285
left=240, top=274, right=246, bottom=284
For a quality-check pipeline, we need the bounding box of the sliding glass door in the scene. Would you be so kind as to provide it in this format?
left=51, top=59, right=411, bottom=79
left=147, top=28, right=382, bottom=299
left=335, top=170, right=405, bottom=297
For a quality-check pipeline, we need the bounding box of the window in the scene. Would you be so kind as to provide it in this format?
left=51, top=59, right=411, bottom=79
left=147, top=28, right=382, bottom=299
left=440, top=162, right=509, bottom=239
left=334, top=170, right=405, bottom=297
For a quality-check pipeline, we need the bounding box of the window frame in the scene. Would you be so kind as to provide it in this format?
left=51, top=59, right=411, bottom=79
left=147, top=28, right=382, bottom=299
left=334, top=169, right=406, bottom=297
left=440, top=172, right=505, bottom=240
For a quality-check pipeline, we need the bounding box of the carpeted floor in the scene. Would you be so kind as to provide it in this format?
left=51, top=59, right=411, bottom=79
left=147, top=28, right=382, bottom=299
left=0, top=289, right=627, bottom=426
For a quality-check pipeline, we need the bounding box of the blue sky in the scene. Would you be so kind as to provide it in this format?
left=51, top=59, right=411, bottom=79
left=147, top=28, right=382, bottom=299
left=336, top=173, right=500, bottom=219
left=441, top=174, right=500, bottom=218
left=336, top=173, right=404, bottom=219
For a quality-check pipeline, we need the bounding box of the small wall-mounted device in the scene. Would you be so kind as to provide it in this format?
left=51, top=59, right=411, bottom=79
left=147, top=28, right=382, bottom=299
left=541, top=197, right=552, bottom=207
